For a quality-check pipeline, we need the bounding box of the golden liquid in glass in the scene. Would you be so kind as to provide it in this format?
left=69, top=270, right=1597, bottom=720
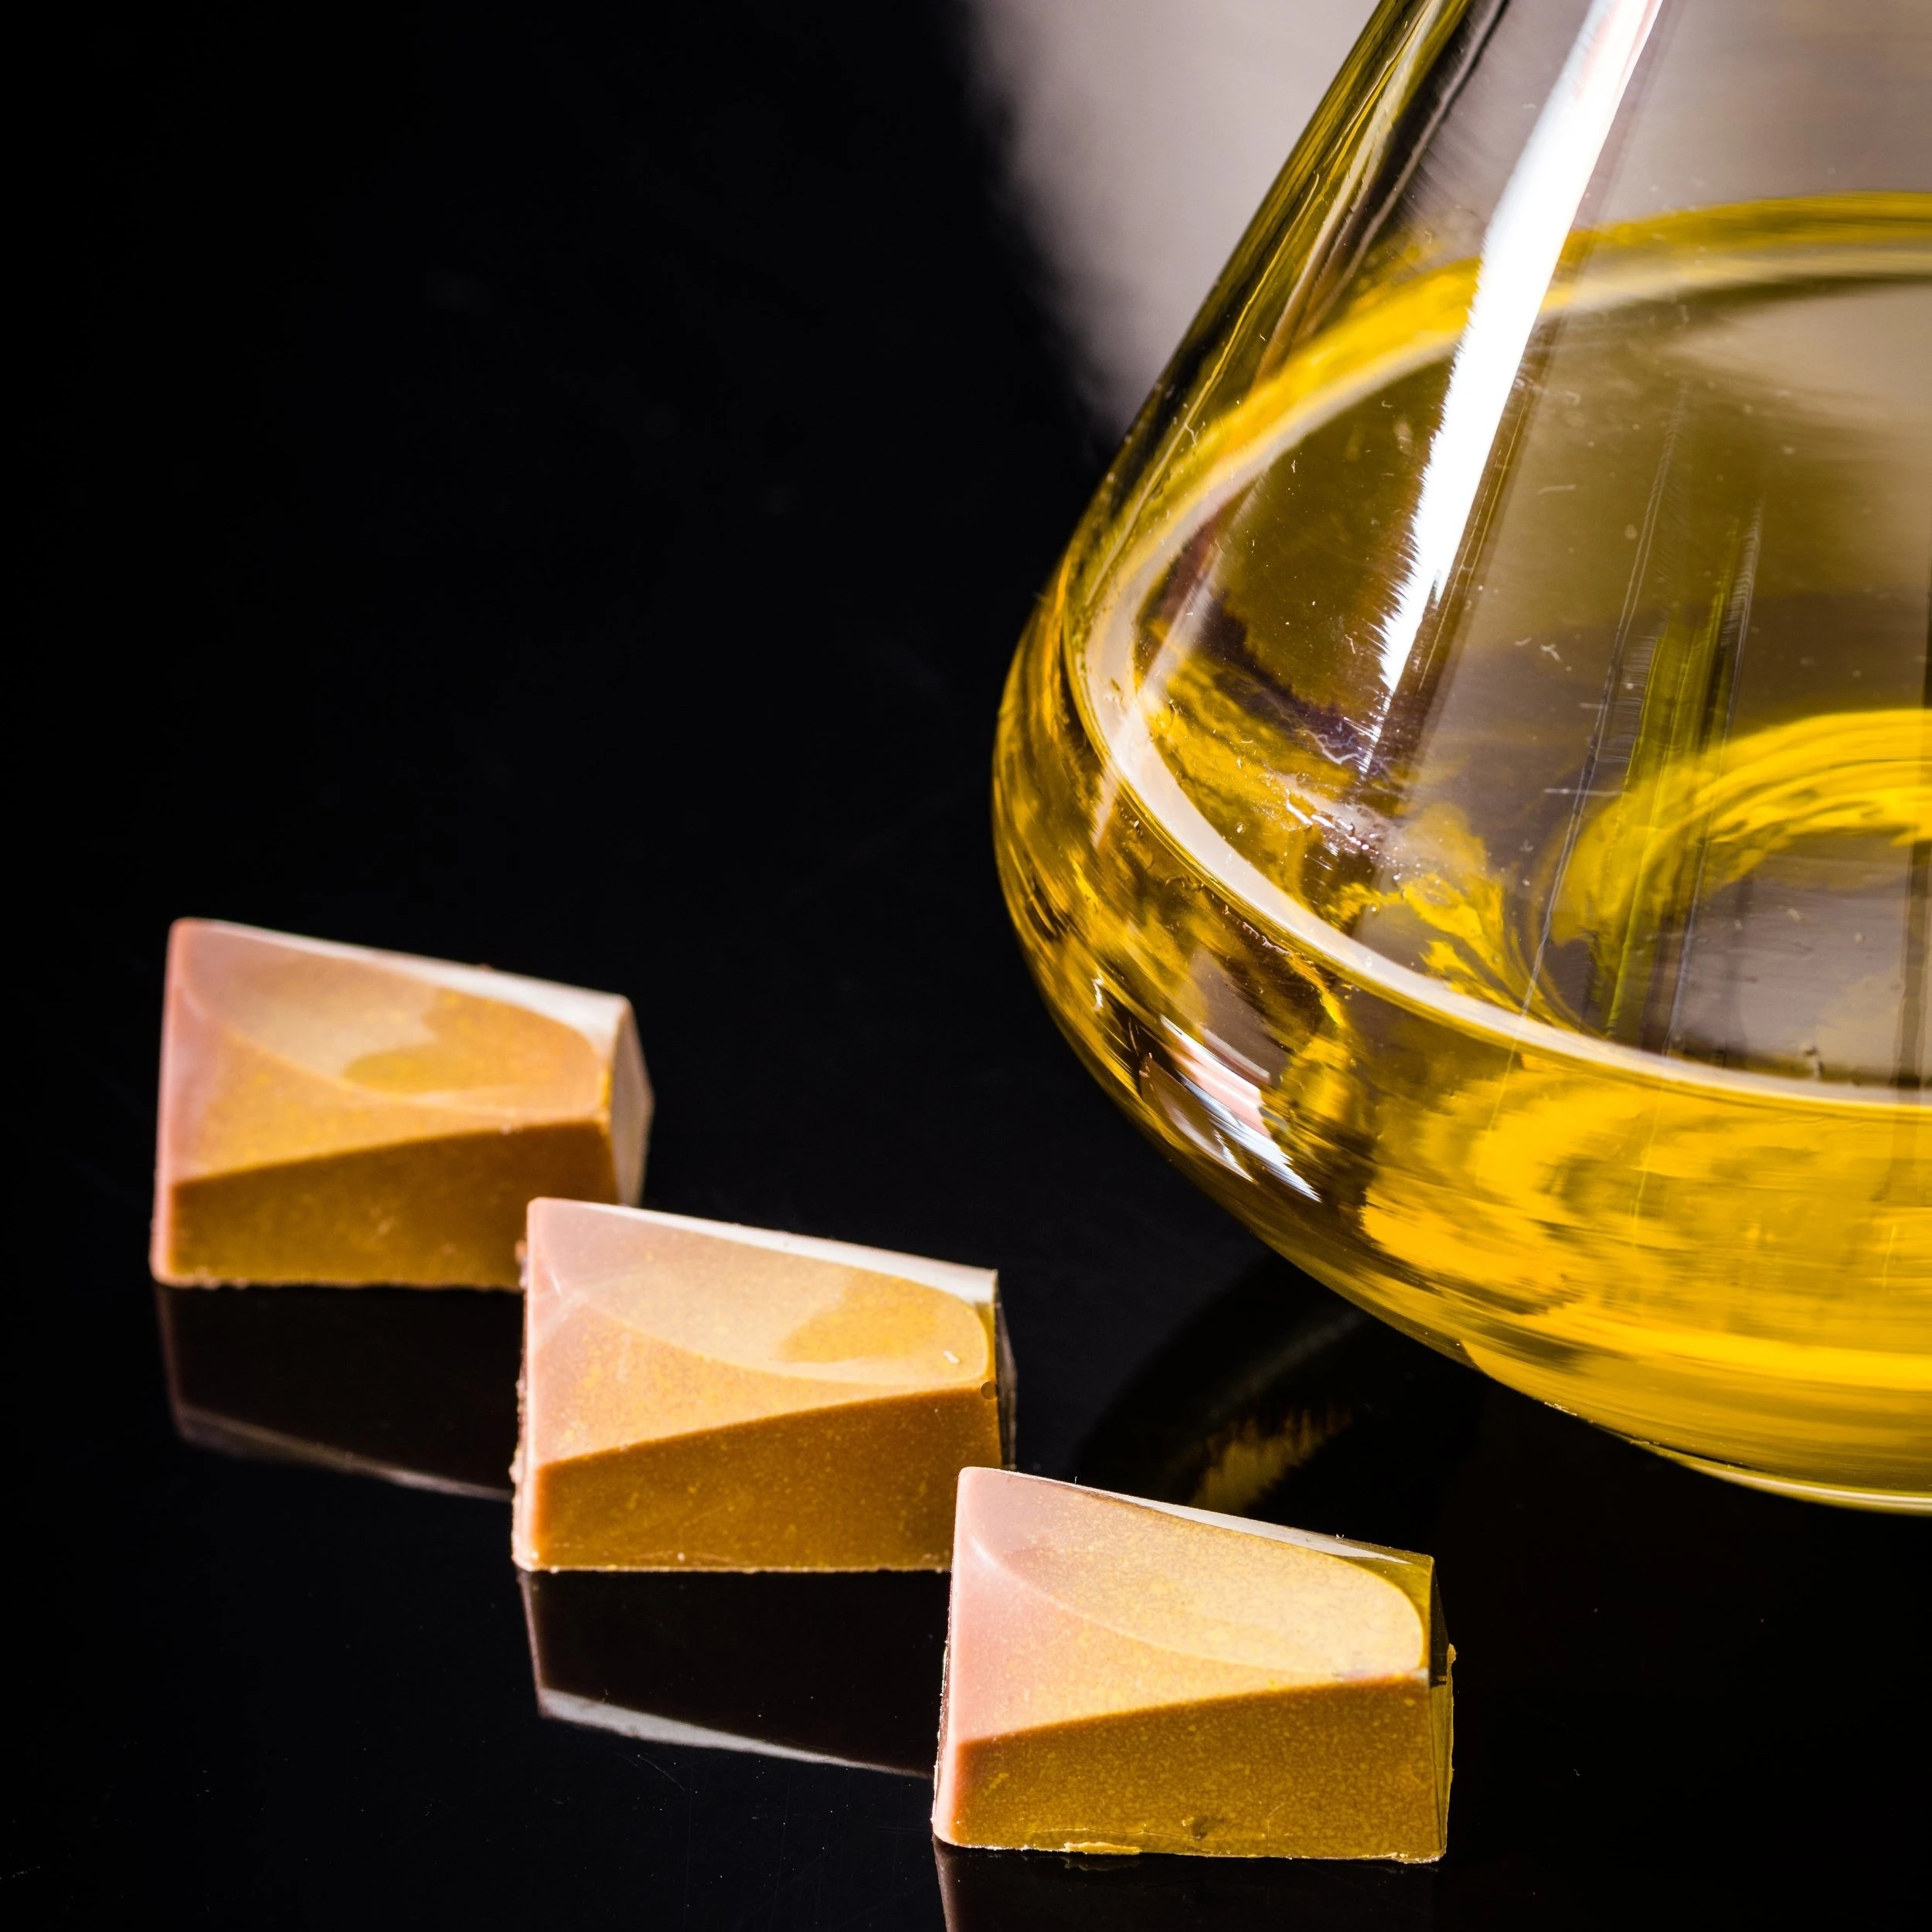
left=996, top=199, right=1932, bottom=1505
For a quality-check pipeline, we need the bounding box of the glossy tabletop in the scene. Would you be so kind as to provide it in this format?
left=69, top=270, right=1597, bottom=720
left=27, top=5, right=1930, bottom=1927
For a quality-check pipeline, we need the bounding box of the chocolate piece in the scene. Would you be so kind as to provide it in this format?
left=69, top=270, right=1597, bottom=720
left=157, top=1284, right=523, bottom=1497
left=512, top=1200, right=1013, bottom=1572
left=152, top=920, right=650, bottom=1287
left=522, top=1570, right=949, bottom=1774
left=934, top=1837, right=1440, bottom=1929
left=933, top=1470, right=1451, bottom=1861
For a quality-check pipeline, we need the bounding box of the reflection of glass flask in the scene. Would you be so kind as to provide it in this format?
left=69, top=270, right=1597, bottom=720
left=994, top=0, right=1932, bottom=1508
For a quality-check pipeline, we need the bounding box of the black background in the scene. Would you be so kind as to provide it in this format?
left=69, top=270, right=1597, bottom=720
left=24, top=4, right=1930, bottom=1926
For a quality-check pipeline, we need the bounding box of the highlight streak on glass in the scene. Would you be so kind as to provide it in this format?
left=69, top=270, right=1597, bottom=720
left=1373, top=0, right=1663, bottom=710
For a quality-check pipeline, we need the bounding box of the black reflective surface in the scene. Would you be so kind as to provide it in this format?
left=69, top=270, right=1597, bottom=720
left=30, top=4, right=1932, bottom=1927
left=525, top=1570, right=949, bottom=1776
left=158, top=1286, right=523, bottom=1498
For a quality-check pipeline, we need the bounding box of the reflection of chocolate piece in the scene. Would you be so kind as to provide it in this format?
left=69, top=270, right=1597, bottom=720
left=935, top=1838, right=1437, bottom=1929
left=152, top=920, right=651, bottom=1287
left=1079, top=1257, right=1478, bottom=1552
left=512, top=1200, right=1012, bottom=1571
left=934, top=1470, right=1451, bottom=1861
left=522, top=1568, right=949, bottom=1774
left=158, top=1283, right=522, bottom=1498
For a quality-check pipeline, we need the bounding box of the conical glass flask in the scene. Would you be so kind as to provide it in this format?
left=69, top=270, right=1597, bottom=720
left=994, top=0, right=1932, bottom=1509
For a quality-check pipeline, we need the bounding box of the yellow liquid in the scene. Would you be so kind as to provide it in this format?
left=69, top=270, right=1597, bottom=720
left=995, top=199, right=1932, bottom=1505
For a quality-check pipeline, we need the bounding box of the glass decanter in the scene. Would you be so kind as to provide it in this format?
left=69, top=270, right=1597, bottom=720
left=994, top=0, right=1931, bottom=1509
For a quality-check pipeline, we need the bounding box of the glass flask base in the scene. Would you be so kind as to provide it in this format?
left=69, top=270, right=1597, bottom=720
left=1645, top=1447, right=1932, bottom=1516
left=992, top=196, right=1932, bottom=1511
